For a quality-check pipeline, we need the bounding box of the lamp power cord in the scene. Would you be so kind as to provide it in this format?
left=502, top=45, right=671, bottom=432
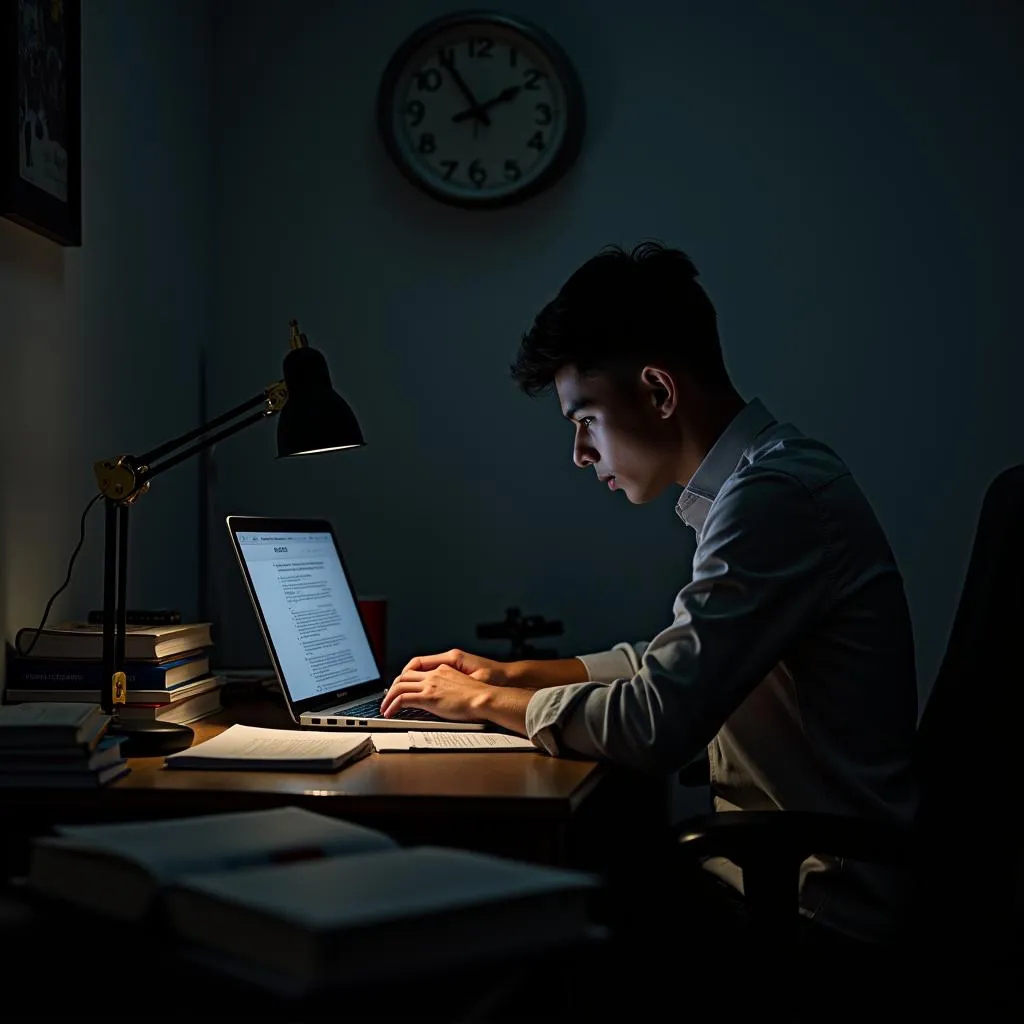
left=14, top=493, right=103, bottom=657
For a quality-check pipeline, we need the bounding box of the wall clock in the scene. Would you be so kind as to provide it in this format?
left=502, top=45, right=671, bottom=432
left=376, top=11, right=585, bottom=209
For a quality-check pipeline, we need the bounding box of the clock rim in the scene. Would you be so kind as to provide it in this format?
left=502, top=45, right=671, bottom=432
left=376, top=9, right=586, bottom=210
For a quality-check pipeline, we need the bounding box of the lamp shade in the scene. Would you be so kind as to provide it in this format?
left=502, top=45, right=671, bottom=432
left=276, top=343, right=365, bottom=457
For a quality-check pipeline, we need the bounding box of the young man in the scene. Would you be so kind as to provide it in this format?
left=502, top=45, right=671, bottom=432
left=382, top=242, right=919, bottom=948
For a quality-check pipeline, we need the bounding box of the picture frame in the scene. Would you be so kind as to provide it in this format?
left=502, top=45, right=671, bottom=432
left=0, top=0, right=81, bottom=246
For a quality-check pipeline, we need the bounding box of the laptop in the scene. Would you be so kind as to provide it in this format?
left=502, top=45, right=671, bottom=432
left=225, top=516, right=485, bottom=731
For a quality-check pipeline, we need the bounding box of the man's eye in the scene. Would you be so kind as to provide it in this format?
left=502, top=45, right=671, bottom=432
left=578, top=416, right=594, bottom=428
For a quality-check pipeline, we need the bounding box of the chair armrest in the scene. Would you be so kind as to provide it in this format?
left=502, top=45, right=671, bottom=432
left=673, top=810, right=914, bottom=868
left=671, top=811, right=915, bottom=939
left=671, top=811, right=913, bottom=868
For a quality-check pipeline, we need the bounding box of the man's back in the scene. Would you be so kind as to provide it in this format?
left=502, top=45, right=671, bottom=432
left=701, top=419, right=919, bottom=941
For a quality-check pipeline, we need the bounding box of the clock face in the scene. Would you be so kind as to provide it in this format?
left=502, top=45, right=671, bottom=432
left=377, top=13, right=585, bottom=208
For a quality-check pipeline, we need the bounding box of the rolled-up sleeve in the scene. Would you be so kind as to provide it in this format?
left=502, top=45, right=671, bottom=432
left=525, top=469, right=833, bottom=773
left=576, top=641, right=646, bottom=682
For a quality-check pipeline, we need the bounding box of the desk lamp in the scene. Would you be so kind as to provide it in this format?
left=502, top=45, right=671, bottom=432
left=93, top=320, right=364, bottom=757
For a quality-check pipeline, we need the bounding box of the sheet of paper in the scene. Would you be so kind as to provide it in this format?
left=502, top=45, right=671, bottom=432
left=409, top=732, right=537, bottom=751
left=370, top=733, right=413, bottom=752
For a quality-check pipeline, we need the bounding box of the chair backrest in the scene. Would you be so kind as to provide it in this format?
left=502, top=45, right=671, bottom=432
left=913, top=463, right=1023, bottom=939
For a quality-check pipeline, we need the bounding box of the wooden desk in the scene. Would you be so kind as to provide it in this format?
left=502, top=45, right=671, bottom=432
left=1, top=685, right=672, bottom=1017
left=0, top=685, right=676, bottom=1021
left=1, top=684, right=671, bottom=886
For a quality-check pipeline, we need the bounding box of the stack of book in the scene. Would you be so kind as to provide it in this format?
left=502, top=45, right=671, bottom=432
left=6, top=620, right=223, bottom=727
left=0, top=702, right=129, bottom=787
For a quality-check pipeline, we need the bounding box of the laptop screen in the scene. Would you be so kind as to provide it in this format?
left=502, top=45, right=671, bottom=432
left=233, top=526, right=380, bottom=704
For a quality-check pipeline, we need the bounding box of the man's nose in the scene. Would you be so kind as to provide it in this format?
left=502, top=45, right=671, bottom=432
left=573, top=438, right=595, bottom=469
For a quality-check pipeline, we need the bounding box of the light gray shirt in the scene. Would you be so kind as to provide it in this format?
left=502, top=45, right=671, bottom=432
left=524, top=398, right=918, bottom=941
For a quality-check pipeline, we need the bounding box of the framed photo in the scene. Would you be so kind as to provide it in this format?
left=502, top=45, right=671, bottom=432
left=0, top=0, right=81, bottom=246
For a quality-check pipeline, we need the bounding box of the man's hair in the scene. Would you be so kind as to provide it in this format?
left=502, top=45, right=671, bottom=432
left=511, top=241, right=729, bottom=397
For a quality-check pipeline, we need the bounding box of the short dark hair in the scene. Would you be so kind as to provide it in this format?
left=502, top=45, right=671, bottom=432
left=511, top=241, right=728, bottom=397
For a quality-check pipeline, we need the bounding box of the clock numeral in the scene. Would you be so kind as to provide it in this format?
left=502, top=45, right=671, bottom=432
left=415, top=68, right=443, bottom=92
left=467, top=38, right=493, bottom=58
left=523, top=68, right=544, bottom=90
left=418, top=133, right=437, bottom=154
left=440, top=159, right=459, bottom=180
left=504, top=159, right=522, bottom=182
left=406, top=99, right=425, bottom=127
left=527, top=131, right=545, bottom=152
left=437, top=46, right=454, bottom=65
left=468, top=159, right=487, bottom=187
left=534, top=103, right=552, bottom=125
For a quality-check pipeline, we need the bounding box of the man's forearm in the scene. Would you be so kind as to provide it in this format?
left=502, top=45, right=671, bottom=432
left=504, top=657, right=588, bottom=691
left=472, top=686, right=534, bottom=735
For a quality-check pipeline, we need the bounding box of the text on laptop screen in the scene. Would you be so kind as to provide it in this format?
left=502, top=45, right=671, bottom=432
left=235, top=530, right=378, bottom=701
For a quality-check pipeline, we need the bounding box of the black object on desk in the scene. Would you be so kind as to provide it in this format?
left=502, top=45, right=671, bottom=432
left=477, top=607, right=564, bottom=659
left=90, top=320, right=365, bottom=758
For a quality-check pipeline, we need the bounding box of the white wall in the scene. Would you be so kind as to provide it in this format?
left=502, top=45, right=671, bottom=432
left=0, top=0, right=213, bottom=686
left=206, top=0, right=1021, bottom=704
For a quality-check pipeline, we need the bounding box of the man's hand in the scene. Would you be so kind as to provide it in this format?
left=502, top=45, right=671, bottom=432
left=381, top=663, right=493, bottom=723
left=398, top=649, right=510, bottom=686
left=383, top=649, right=582, bottom=734
left=382, top=663, right=535, bottom=734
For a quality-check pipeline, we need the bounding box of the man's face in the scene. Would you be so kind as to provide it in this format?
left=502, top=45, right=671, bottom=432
left=555, top=364, right=678, bottom=504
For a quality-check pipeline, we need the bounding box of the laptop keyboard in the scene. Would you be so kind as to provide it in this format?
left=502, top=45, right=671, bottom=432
left=339, top=698, right=439, bottom=721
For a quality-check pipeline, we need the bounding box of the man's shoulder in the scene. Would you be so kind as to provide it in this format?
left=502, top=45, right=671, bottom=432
left=706, top=425, right=864, bottom=527
left=701, top=426, right=894, bottom=571
left=712, top=423, right=884, bottom=546
left=741, top=422, right=853, bottom=496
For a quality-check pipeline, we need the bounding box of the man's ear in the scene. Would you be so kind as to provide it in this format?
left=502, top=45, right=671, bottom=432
left=640, top=366, right=678, bottom=418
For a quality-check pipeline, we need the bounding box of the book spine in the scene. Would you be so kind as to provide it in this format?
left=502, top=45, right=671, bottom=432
left=7, top=659, right=172, bottom=689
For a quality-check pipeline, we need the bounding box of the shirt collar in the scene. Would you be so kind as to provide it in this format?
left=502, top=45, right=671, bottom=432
left=675, top=398, right=777, bottom=532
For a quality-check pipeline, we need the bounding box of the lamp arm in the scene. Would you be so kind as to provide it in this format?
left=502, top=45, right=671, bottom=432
left=137, top=392, right=264, bottom=467
left=95, top=381, right=288, bottom=503
left=138, top=380, right=287, bottom=466
left=143, top=406, right=274, bottom=484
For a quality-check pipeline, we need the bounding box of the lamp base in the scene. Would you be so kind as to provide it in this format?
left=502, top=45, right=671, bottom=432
left=109, top=716, right=194, bottom=758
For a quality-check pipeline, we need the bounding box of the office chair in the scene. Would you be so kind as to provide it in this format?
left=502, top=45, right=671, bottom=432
left=670, top=464, right=1023, bottom=983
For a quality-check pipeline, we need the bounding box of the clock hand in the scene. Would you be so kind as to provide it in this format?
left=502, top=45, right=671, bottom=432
left=451, top=85, right=522, bottom=124
left=438, top=51, right=490, bottom=126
